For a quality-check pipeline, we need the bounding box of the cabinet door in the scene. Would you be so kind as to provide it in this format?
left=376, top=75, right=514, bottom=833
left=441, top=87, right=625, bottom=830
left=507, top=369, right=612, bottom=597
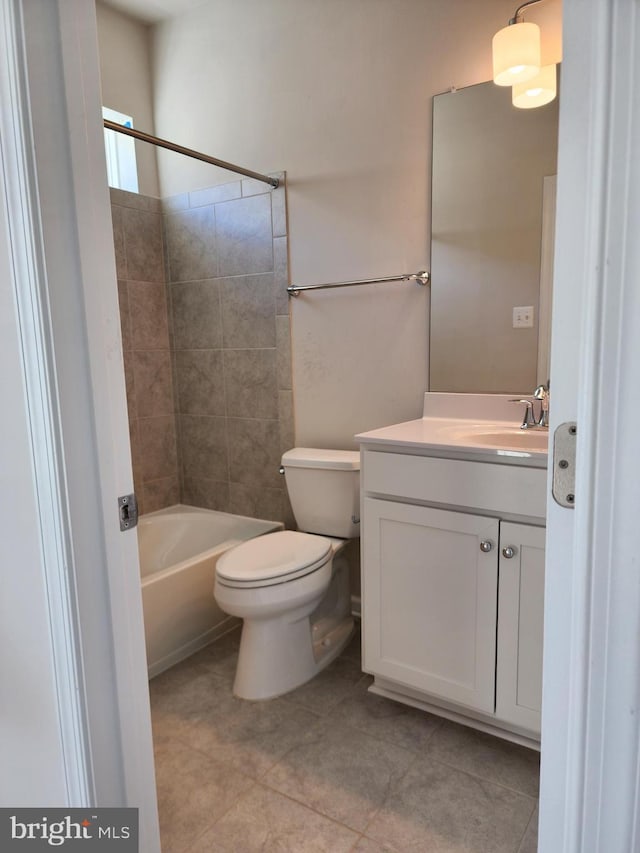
left=496, top=522, right=546, bottom=734
left=362, top=498, right=499, bottom=713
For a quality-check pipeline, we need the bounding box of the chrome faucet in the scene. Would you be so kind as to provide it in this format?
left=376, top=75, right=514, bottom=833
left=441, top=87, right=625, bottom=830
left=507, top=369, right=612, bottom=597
left=510, top=383, right=549, bottom=430
left=510, top=398, right=536, bottom=429
left=533, top=383, right=550, bottom=427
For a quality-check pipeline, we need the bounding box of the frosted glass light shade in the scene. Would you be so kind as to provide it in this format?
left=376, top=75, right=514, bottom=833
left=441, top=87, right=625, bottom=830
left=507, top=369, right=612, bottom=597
left=492, top=22, right=541, bottom=86
left=512, top=64, right=557, bottom=108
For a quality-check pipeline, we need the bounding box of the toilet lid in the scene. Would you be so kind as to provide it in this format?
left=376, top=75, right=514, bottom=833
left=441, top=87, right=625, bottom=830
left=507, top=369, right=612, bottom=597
left=216, top=530, right=332, bottom=586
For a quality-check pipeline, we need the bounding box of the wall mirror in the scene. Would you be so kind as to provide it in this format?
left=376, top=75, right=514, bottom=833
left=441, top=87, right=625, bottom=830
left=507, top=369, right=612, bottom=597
left=429, top=77, right=559, bottom=394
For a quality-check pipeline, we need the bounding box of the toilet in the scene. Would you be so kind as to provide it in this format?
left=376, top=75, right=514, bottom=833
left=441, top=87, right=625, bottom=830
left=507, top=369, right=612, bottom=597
left=214, top=448, right=360, bottom=700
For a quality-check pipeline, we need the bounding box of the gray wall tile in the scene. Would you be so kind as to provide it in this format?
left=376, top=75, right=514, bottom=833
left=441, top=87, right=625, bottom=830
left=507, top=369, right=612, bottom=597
left=190, top=182, right=241, bottom=207
left=216, top=195, right=273, bottom=276
left=276, top=315, right=292, bottom=390
left=144, top=477, right=179, bottom=514
left=179, top=415, right=229, bottom=482
left=111, top=180, right=291, bottom=519
left=133, top=350, right=175, bottom=417
left=274, top=236, right=290, bottom=314
left=228, top=483, right=284, bottom=523
left=240, top=178, right=269, bottom=198
left=182, top=477, right=230, bottom=512
left=224, top=350, right=278, bottom=419
left=129, top=419, right=144, bottom=490
left=171, top=280, right=222, bottom=349
left=227, top=418, right=282, bottom=489
left=140, top=416, right=178, bottom=482
left=111, top=205, right=127, bottom=279
left=271, top=178, right=287, bottom=238
left=122, top=207, right=165, bottom=282
left=176, top=349, right=226, bottom=416
left=165, top=206, right=217, bottom=282
left=123, top=356, right=137, bottom=421
left=220, top=274, right=275, bottom=348
left=278, top=390, right=295, bottom=454
left=110, top=187, right=157, bottom=211
left=128, top=280, right=170, bottom=349
left=112, top=196, right=179, bottom=511
left=162, top=193, right=189, bottom=212
left=117, top=280, right=132, bottom=352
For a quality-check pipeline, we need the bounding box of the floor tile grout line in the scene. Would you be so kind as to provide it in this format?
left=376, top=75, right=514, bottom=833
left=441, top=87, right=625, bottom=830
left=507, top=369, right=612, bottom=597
left=177, top=779, right=260, bottom=853
left=426, top=753, right=540, bottom=802
left=257, top=769, right=373, bottom=839
left=257, top=714, right=422, bottom=839
left=242, top=780, right=364, bottom=844
left=515, top=802, right=539, bottom=853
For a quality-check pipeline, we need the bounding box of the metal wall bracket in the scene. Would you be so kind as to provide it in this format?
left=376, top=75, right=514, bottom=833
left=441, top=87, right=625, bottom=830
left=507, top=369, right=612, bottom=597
left=552, top=422, right=577, bottom=508
left=118, top=493, right=139, bottom=531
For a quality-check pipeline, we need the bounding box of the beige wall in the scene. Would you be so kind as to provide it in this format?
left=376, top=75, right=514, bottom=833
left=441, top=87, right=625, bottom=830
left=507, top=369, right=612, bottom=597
left=147, top=0, right=561, bottom=447
left=96, top=1, right=160, bottom=196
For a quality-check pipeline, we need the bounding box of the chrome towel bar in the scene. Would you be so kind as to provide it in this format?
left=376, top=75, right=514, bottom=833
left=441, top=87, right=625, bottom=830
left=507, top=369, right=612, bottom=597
left=287, top=270, right=430, bottom=297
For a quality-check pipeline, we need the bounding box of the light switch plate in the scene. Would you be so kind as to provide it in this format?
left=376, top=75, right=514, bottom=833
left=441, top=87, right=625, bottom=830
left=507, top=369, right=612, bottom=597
left=513, top=306, right=534, bottom=328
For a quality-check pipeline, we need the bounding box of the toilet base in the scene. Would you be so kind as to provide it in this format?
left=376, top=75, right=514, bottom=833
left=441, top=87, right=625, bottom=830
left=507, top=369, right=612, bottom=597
left=233, top=614, right=354, bottom=701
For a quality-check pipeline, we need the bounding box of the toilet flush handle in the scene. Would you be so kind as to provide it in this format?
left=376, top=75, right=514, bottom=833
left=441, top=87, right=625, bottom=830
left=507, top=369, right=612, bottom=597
left=278, top=466, right=285, bottom=475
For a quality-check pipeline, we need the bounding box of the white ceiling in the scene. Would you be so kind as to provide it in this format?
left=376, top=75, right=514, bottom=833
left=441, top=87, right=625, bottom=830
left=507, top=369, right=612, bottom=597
left=100, top=0, right=208, bottom=24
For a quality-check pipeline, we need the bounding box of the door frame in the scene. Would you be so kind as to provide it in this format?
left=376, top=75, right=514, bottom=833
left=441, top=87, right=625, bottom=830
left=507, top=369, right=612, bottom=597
left=539, top=0, right=640, bottom=850
left=2, top=0, right=640, bottom=850
left=0, top=0, right=159, bottom=848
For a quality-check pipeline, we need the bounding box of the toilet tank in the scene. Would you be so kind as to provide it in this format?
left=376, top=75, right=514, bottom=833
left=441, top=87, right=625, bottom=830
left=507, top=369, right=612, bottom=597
left=282, top=448, right=360, bottom=539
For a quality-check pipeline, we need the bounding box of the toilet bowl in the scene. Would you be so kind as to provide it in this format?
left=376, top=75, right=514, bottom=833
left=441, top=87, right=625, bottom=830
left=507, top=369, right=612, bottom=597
left=214, top=448, right=360, bottom=701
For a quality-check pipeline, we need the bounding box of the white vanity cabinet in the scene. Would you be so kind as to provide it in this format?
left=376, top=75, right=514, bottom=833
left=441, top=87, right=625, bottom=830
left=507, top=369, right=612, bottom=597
left=359, top=444, right=547, bottom=745
left=495, top=522, right=546, bottom=733
left=363, top=498, right=499, bottom=713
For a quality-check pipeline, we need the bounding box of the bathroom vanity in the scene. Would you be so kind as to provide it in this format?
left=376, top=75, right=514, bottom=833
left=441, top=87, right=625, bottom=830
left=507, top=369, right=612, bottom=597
left=357, top=394, right=548, bottom=748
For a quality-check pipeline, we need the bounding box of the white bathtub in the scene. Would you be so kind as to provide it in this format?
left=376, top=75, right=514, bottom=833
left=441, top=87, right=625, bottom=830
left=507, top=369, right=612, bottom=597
left=138, top=505, right=282, bottom=677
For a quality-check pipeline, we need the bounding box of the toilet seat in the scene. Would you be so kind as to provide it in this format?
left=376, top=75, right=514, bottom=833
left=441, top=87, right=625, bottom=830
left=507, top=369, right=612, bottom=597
left=216, top=530, right=332, bottom=589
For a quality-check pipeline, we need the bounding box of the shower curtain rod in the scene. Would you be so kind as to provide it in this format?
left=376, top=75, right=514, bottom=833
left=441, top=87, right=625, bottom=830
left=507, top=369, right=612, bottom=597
left=103, top=120, right=279, bottom=189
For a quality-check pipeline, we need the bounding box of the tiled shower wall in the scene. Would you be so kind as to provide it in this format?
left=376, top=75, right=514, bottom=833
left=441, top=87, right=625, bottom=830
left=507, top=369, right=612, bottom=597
left=164, top=174, right=293, bottom=525
left=110, top=175, right=293, bottom=525
left=111, top=188, right=179, bottom=515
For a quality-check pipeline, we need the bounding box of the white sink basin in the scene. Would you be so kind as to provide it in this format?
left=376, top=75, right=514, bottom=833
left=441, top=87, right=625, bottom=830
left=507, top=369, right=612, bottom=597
left=459, top=429, right=549, bottom=451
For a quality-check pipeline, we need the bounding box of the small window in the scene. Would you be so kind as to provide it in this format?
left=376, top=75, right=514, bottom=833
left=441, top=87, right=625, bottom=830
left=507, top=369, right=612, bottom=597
left=103, top=106, right=139, bottom=193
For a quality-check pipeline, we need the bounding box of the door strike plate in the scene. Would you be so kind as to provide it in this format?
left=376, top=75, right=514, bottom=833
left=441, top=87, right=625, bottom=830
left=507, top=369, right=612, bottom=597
left=118, top=493, right=139, bottom=531
left=552, top=422, right=577, bottom=509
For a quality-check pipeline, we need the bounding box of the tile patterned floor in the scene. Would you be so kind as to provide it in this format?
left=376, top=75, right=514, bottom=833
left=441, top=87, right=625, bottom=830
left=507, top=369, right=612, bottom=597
left=150, top=624, right=540, bottom=852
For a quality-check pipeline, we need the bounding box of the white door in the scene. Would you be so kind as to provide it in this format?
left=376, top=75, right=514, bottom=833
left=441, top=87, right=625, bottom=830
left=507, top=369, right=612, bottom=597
left=539, top=0, right=640, bottom=850
left=362, top=498, right=499, bottom=713
left=496, top=523, right=546, bottom=735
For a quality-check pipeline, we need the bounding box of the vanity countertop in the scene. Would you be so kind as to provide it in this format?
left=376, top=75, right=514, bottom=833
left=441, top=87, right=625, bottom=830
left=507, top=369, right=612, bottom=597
left=356, top=416, right=549, bottom=468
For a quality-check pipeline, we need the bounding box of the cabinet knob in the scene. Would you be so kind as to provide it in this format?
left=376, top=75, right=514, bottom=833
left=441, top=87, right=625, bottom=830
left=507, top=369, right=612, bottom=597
left=502, top=546, right=517, bottom=559
left=479, top=540, right=493, bottom=553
